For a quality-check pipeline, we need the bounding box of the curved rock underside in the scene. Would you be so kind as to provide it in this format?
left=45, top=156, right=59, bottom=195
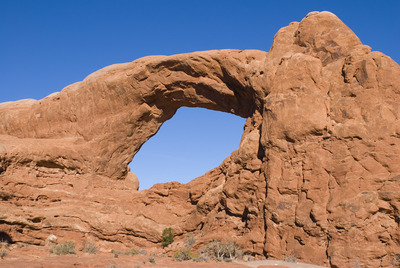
left=0, top=11, right=399, bottom=267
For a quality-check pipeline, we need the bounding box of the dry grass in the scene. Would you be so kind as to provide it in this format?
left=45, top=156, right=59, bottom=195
left=83, top=241, right=98, bottom=254
left=49, top=241, right=76, bottom=255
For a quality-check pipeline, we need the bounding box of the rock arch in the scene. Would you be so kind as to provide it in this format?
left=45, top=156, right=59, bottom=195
left=0, top=49, right=266, bottom=180
left=0, top=12, right=399, bottom=267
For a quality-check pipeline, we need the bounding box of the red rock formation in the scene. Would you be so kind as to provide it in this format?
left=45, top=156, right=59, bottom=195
left=0, top=11, right=399, bottom=267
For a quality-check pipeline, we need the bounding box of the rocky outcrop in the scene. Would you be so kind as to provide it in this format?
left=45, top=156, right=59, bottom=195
left=0, top=11, right=399, bottom=267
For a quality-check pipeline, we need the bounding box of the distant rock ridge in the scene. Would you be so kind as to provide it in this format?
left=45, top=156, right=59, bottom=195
left=0, top=11, right=399, bottom=267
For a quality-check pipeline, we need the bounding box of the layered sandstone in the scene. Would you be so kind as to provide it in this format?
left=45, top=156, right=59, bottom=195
left=0, top=11, right=399, bottom=267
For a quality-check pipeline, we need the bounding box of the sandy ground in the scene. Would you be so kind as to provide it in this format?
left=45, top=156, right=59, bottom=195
left=0, top=245, right=327, bottom=268
left=235, top=259, right=327, bottom=268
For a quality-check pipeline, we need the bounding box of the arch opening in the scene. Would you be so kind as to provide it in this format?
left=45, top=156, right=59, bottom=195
left=129, top=107, right=246, bottom=190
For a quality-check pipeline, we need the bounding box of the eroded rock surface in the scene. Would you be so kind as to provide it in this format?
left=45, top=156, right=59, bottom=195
left=0, top=11, right=399, bottom=267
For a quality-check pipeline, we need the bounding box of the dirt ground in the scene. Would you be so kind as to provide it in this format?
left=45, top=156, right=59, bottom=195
left=0, top=244, right=327, bottom=268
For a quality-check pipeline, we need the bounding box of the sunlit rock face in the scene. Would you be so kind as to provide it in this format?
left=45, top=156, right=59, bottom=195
left=0, top=11, right=399, bottom=267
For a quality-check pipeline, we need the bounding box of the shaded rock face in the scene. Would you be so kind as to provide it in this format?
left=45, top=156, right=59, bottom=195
left=0, top=11, right=399, bottom=267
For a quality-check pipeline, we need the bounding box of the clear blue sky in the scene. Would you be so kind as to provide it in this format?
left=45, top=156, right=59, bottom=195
left=1, top=1, right=399, bottom=189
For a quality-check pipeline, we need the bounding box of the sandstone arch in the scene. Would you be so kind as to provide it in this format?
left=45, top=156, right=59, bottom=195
left=0, top=49, right=266, bottom=180
left=1, top=11, right=400, bottom=267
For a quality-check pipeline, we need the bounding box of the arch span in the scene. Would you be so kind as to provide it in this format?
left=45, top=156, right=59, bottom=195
left=0, top=49, right=267, bottom=180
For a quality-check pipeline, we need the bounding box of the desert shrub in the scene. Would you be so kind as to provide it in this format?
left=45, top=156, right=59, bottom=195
left=201, top=240, right=242, bottom=261
left=173, top=237, right=242, bottom=263
left=148, top=256, right=156, bottom=263
left=174, top=235, right=210, bottom=262
left=174, top=247, right=199, bottom=261
left=104, top=265, right=120, bottom=268
left=161, top=227, right=174, bottom=248
left=49, top=241, right=75, bottom=255
left=0, top=250, right=8, bottom=259
left=193, top=253, right=210, bottom=262
left=0, top=240, right=10, bottom=259
left=0, top=241, right=9, bottom=250
left=242, top=254, right=255, bottom=261
left=394, top=254, right=400, bottom=268
left=284, top=255, right=297, bottom=263
left=185, top=235, right=196, bottom=248
left=111, top=248, right=138, bottom=258
left=83, top=241, right=98, bottom=254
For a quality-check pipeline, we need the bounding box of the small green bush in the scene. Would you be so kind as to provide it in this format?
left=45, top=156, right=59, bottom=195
left=161, top=227, right=174, bottom=248
left=49, top=241, right=76, bottom=255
